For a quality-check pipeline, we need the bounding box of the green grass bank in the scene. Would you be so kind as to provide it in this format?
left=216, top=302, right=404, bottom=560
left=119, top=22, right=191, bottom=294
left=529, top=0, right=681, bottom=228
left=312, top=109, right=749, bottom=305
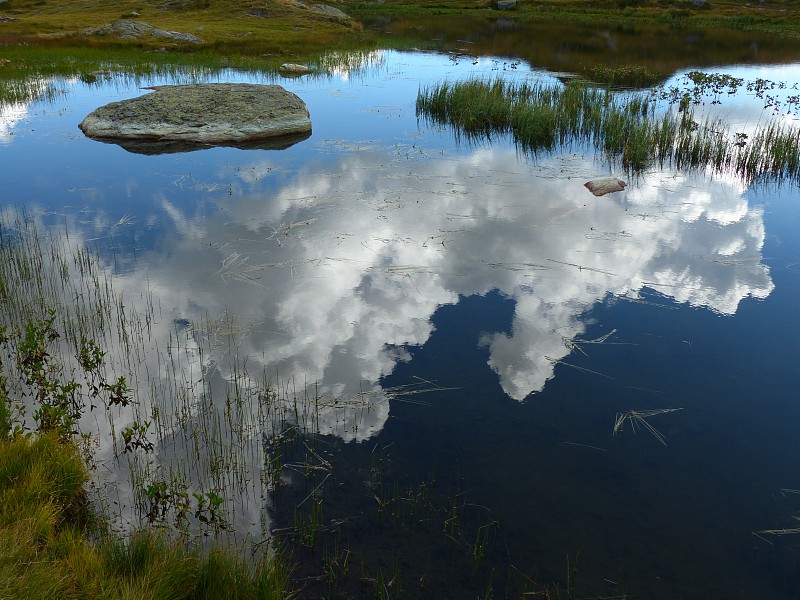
left=0, top=433, right=290, bottom=600
left=0, top=388, right=291, bottom=600
left=2, top=0, right=800, bottom=56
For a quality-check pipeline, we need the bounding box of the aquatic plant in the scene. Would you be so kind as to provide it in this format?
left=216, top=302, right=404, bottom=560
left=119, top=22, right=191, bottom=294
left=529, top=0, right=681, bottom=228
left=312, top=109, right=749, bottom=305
left=0, top=399, right=291, bottom=599
left=417, top=78, right=800, bottom=185
left=582, top=64, right=663, bottom=89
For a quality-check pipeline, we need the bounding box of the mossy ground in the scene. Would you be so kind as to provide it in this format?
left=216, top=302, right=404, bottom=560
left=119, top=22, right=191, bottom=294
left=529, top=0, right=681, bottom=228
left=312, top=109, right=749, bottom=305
left=2, top=0, right=800, bottom=58
left=351, top=0, right=800, bottom=37
left=0, top=0, right=365, bottom=55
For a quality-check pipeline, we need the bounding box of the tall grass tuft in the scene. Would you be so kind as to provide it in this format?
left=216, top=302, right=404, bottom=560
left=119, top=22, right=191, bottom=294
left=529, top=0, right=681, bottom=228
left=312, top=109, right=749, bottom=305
left=582, top=64, right=663, bottom=89
left=417, top=78, right=800, bottom=185
left=418, top=79, right=514, bottom=140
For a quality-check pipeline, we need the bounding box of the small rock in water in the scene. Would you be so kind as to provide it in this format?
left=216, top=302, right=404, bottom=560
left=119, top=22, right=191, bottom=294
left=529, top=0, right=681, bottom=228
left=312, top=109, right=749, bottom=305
left=584, top=177, right=627, bottom=197
left=279, top=63, right=313, bottom=76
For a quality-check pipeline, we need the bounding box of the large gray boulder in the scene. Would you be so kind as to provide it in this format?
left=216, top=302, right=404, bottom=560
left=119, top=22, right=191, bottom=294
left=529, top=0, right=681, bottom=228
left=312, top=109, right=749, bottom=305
left=79, top=84, right=312, bottom=148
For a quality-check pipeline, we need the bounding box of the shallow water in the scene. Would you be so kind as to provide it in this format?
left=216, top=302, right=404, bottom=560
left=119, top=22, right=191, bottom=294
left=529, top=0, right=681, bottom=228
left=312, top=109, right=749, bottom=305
left=2, top=35, right=800, bottom=599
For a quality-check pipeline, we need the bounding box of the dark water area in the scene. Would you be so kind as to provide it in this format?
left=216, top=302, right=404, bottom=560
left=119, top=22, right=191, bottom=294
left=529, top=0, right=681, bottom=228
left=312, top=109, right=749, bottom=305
left=3, top=22, right=800, bottom=599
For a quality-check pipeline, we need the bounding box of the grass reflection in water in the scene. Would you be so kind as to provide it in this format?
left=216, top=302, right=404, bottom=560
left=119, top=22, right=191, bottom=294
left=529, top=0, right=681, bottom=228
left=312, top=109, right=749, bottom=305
left=417, top=77, right=800, bottom=185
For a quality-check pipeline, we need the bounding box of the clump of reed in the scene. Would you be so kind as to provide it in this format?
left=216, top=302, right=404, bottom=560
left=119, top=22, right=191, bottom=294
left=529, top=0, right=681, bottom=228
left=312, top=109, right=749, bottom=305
left=0, top=211, right=390, bottom=580
left=582, top=64, right=663, bottom=89
left=417, top=78, right=800, bottom=185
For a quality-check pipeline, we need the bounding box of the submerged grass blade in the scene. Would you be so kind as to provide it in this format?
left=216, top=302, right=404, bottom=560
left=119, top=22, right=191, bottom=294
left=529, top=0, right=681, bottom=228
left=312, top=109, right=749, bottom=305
left=613, top=408, right=683, bottom=446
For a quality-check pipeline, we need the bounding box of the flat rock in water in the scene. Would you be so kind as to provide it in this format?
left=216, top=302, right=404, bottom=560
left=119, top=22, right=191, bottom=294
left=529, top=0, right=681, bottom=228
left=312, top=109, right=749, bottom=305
left=279, top=63, right=313, bottom=76
left=78, top=83, right=312, bottom=148
left=584, top=177, right=627, bottom=197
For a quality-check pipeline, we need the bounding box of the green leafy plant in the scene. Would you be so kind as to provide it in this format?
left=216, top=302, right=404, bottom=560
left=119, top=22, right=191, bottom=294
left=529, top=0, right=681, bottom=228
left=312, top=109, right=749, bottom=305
left=121, top=420, right=154, bottom=454
left=194, top=490, right=229, bottom=532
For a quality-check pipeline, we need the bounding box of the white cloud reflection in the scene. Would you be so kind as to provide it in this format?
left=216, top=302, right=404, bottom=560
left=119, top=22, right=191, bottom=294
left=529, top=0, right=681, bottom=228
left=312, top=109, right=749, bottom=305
left=1, top=73, right=776, bottom=541
left=108, top=146, right=772, bottom=415
left=0, top=102, right=28, bottom=143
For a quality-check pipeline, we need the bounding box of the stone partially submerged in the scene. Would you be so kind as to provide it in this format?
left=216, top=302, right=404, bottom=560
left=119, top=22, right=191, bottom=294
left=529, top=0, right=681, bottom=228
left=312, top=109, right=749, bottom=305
left=584, top=177, right=627, bottom=197
left=79, top=83, right=312, bottom=150
left=279, top=63, right=314, bottom=76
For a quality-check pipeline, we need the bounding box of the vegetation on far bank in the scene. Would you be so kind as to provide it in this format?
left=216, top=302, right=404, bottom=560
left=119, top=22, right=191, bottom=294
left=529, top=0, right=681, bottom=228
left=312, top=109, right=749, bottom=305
left=352, top=0, right=800, bottom=38
left=1, top=0, right=800, bottom=58
left=0, top=0, right=365, bottom=55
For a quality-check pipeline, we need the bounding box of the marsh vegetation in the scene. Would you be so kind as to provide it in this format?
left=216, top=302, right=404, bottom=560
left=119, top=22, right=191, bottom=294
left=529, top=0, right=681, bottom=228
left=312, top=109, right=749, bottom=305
left=417, top=75, right=800, bottom=184
left=0, top=239, right=291, bottom=599
left=0, top=429, right=289, bottom=600
left=3, top=10, right=800, bottom=596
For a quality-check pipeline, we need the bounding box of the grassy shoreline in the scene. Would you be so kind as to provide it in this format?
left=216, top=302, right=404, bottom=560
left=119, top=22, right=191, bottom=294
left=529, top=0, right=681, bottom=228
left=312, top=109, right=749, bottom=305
left=2, top=0, right=800, bottom=56
left=0, top=391, right=292, bottom=599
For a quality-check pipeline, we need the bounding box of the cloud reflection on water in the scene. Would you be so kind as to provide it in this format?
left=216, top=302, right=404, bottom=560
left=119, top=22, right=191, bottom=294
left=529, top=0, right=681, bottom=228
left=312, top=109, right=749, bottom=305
left=0, top=102, right=29, bottom=143
left=117, top=145, right=773, bottom=415
left=0, top=68, right=776, bottom=550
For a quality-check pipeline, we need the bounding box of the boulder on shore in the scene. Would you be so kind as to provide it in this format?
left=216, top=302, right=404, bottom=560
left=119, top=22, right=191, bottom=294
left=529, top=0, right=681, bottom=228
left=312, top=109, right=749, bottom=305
left=85, top=19, right=204, bottom=43
left=584, top=177, right=627, bottom=197
left=78, top=83, right=312, bottom=149
left=309, top=3, right=350, bottom=19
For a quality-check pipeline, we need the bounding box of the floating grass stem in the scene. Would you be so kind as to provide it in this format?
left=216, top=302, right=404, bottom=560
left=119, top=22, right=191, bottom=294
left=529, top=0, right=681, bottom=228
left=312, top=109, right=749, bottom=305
left=613, top=408, right=683, bottom=446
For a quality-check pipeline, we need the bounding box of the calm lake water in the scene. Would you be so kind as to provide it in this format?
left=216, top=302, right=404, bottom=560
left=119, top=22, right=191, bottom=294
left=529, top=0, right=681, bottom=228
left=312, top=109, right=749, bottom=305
left=3, top=18, right=800, bottom=599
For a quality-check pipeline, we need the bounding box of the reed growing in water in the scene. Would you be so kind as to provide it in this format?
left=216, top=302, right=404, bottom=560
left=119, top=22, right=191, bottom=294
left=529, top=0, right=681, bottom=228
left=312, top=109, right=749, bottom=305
left=417, top=78, right=800, bottom=185
left=0, top=399, right=291, bottom=600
